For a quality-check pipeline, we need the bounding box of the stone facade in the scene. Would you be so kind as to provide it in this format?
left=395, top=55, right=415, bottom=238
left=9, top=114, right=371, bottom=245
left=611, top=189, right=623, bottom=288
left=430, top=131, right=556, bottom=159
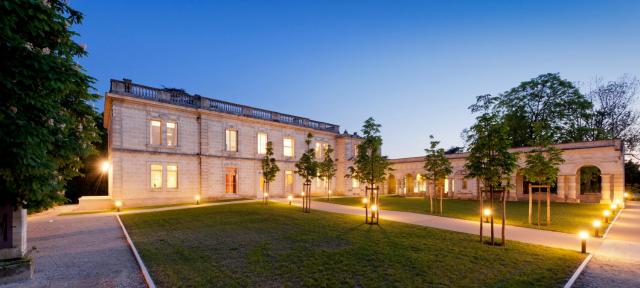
left=79, top=80, right=361, bottom=210
left=386, top=140, right=626, bottom=204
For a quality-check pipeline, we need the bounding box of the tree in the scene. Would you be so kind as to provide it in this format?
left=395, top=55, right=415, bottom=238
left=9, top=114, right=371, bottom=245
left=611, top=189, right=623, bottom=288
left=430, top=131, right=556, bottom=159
left=423, top=135, right=452, bottom=214
left=318, top=145, right=337, bottom=200
left=347, top=117, right=393, bottom=224
left=624, top=160, right=640, bottom=195
left=1, top=0, right=101, bottom=212
left=295, top=133, right=318, bottom=213
left=521, top=125, right=565, bottom=226
left=587, top=75, right=640, bottom=158
left=261, top=141, right=279, bottom=205
left=465, top=95, right=517, bottom=246
left=496, top=73, right=593, bottom=147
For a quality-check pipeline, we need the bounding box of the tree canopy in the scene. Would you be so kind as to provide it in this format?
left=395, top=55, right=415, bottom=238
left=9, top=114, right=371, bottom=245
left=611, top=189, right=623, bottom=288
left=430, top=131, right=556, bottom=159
left=423, top=135, right=452, bottom=184
left=318, top=145, right=337, bottom=185
left=347, top=117, right=392, bottom=186
left=1, top=0, right=100, bottom=210
left=295, top=133, right=318, bottom=182
left=261, top=141, right=280, bottom=185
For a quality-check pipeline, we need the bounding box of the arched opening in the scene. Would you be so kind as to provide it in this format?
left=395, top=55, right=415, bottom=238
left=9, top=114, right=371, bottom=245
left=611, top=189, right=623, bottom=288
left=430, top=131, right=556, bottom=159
left=415, top=174, right=426, bottom=193
left=579, top=166, right=602, bottom=195
left=387, top=174, right=397, bottom=194
left=405, top=174, right=414, bottom=194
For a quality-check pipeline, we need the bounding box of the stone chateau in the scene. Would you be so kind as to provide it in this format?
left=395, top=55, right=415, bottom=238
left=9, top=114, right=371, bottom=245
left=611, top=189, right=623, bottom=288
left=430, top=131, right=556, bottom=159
left=79, top=79, right=625, bottom=210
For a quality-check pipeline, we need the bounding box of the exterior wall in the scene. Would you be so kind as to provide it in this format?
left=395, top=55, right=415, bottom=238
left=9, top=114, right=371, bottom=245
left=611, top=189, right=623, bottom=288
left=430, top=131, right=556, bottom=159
left=387, top=140, right=625, bottom=204
left=81, top=91, right=360, bottom=210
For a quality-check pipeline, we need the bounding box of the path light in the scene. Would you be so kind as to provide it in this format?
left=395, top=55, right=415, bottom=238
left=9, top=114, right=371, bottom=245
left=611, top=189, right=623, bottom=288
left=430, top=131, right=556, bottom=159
left=592, top=220, right=601, bottom=237
left=300, top=191, right=305, bottom=197
left=611, top=203, right=618, bottom=211
left=100, top=161, right=110, bottom=173
left=287, top=195, right=293, bottom=205
left=578, top=231, right=589, bottom=253
left=624, top=192, right=629, bottom=199
left=483, top=208, right=492, bottom=223
left=603, top=210, right=611, bottom=223
left=195, top=195, right=200, bottom=205
left=362, top=197, right=368, bottom=208
left=114, top=200, right=122, bottom=212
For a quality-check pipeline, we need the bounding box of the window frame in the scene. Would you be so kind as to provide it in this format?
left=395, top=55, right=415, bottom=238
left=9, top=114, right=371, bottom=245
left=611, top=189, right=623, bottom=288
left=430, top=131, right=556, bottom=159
left=166, top=164, right=178, bottom=189
left=283, top=137, right=295, bottom=157
left=257, top=132, right=267, bottom=155
left=150, top=163, right=163, bottom=190
left=225, top=128, right=238, bottom=152
left=150, top=119, right=162, bottom=146
left=166, top=121, right=177, bottom=147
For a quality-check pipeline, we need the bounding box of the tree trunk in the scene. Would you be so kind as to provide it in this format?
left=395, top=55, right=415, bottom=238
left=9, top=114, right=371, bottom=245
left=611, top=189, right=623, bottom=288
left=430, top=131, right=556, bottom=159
left=528, top=186, right=532, bottom=224
left=546, top=189, right=551, bottom=225
left=537, top=190, right=541, bottom=228
left=431, top=181, right=435, bottom=213
left=440, top=182, right=444, bottom=215
left=479, top=179, right=483, bottom=243
left=502, top=189, right=507, bottom=247
left=490, top=185, right=495, bottom=246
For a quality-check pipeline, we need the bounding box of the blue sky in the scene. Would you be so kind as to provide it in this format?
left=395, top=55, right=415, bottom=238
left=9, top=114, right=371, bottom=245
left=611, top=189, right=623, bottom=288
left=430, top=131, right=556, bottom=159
left=74, top=0, right=640, bottom=158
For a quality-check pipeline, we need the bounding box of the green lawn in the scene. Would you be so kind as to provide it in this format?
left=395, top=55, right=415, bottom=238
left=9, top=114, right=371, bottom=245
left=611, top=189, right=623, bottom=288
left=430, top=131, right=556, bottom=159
left=316, top=196, right=611, bottom=234
left=121, top=202, right=584, bottom=287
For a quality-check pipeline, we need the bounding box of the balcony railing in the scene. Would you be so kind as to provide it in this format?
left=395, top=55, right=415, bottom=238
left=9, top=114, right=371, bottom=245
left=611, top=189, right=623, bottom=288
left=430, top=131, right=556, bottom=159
left=110, top=79, right=340, bottom=133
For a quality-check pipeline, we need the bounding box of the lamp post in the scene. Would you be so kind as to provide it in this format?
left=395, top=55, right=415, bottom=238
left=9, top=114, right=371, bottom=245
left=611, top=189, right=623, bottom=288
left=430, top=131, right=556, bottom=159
left=603, top=210, right=611, bottom=223
left=483, top=208, right=492, bottom=223
left=592, top=220, right=601, bottom=237
left=287, top=195, right=293, bottom=205
left=579, top=231, right=589, bottom=253
left=100, top=161, right=110, bottom=173
left=195, top=195, right=200, bottom=205
left=114, top=200, right=122, bottom=212
left=263, top=192, right=269, bottom=205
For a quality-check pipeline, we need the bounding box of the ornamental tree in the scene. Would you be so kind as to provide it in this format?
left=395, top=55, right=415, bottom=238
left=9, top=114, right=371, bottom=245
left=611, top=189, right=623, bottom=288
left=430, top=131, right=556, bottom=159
left=260, top=141, right=280, bottom=204
left=318, top=145, right=337, bottom=200
left=1, top=0, right=100, bottom=211
left=347, top=117, right=393, bottom=224
left=423, top=135, right=452, bottom=214
left=295, top=133, right=318, bottom=212
left=465, top=95, right=517, bottom=246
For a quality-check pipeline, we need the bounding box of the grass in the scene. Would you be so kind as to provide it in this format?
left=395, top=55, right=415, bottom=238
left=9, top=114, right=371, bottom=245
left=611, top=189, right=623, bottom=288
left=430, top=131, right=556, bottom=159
left=59, top=198, right=252, bottom=216
left=316, top=196, right=612, bottom=234
left=121, top=202, right=584, bottom=287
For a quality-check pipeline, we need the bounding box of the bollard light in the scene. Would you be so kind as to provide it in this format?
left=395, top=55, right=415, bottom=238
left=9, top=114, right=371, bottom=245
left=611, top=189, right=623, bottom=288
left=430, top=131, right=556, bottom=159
left=371, top=204, right=378, bottom=212
left=287, top=195, right=293, bottom=205
left=603, top=210, right=611, bottom=223
left=483, top=208, right=492, bottom=223
left=195, top=195, right=200, bottom=205
left=300, top=191, right=305, bottom=197
left=624, top=192, right=629, bottom=199
left=578, top=231, right=589, bottom=253
left=592, top=220, right=601, bottom=237
left=114, top=200, right=122, bottom=212
left=100, top=161, right=110, bottom=173
left=611, top=203, right=618, bottom=210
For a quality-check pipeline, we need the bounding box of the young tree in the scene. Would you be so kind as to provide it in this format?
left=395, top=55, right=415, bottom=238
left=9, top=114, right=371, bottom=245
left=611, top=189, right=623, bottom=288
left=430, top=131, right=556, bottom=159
left=465, top=95, right=517, bottom=246
left=423, top=135, right=452, bottom=214
left=319, top=145, right=337, bottom=200
left=521, top=125, right=564, bottom=225
left=1, top=0, right=101, bottom=212
left=295, top=133, right=318, bottom=213
left=261, top=141, right=280, bottom=205
left=347, top=117, right=393, bottom=224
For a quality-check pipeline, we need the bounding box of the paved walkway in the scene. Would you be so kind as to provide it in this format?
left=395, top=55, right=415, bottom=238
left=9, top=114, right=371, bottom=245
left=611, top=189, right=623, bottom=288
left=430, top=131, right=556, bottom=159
left=574, top=201, right=640, bottom=287
left=274, top=198, right=602, bottom=251
left=1, top=205, right=146, bottom=288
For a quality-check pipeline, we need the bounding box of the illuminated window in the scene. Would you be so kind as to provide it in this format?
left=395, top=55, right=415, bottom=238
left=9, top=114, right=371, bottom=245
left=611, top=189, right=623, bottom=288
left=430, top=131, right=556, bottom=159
left=451, top=179, right=455, bottom=192
left=353, top=144, right=358, bottom=157
left=283, top=137, right=294, bottom=157
left=352, top=178, right=359, bottom=188
left=166, top=122, right=177, bottom=147
left=257, top=132, right=267, bottom=154
left=150, top=120, right=161, bottom=145
left=259, top=175, right=265, bottom=192
left=150, top=164, right=163, bottom=189
left=226, top=129, right=237, bottom=152
left=166, top=164, right=177, bottom=189
left=315, top=142, right=328, bottom=159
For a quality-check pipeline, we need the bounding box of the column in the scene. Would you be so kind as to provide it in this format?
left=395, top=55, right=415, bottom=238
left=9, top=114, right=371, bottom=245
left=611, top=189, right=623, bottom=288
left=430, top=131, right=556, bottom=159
left=566, top=175, right=577, bottom=203
left=600, top=174, right=612, bottom=204
left=556, top=175, right=566, bottom=202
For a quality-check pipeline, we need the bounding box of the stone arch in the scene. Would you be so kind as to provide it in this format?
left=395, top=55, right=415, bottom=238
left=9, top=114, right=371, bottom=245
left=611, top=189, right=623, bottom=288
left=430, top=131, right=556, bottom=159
left=387, top=174, right=397, bottom=194
left=405, top=174, right=414, bottom=194
left=578, top=165, right=602, bottom=195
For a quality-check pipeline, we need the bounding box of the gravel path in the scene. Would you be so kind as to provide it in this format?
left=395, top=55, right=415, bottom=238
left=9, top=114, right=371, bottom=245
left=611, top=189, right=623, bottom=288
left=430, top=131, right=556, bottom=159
left=1, top=206, right=146, bottom=288
left=574, top=201, right=640, bottom=287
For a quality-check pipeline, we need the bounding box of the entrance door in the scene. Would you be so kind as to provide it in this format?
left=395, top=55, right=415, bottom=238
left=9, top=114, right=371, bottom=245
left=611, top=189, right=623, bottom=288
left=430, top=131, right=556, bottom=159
left=225, top=168, right=237, bottom=194
left=285, top=170, right=294, bottom=195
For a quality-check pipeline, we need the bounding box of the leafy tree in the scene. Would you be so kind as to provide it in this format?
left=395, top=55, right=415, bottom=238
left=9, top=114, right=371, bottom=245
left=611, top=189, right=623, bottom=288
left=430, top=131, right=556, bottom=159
left=465, top=95, right=517, bottom=246
left=318, top=145, right=337, bottom=200
left=444, top=146, right=464, bottom=154
left=521, top=125, right=565, bottom=225
left=624, top=160, right=640, bottom=195
left=587, top=75, right=640, bottom=158
left=347, top=117, right=393, bottom=224
left=1, top=0, right=101, bottom=211
left=261, top=141, right=279, bottom=204
left=423, top=135, right=452, bottom=214
left=496, top=73, right=593, bottom=147
left=295, top=133, right=318, bottom=212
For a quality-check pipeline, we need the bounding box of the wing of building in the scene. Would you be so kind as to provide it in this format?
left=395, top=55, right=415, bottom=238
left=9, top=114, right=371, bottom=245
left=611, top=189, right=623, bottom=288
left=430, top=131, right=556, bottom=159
left=79, top=79, right=362, bottom=210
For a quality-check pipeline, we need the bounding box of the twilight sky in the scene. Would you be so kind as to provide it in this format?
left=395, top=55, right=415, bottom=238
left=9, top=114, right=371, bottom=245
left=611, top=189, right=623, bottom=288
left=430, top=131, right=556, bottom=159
left=74, top=0, right=640, bottom=158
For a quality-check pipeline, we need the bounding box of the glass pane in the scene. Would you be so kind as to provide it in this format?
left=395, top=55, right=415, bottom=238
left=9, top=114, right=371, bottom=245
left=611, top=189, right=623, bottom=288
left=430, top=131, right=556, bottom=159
left=283, top=138, right=294, bottom=157
left=151, top=164, right=163, bottom=189
left=150, top=120, right=161, bottom=145
left=167, top=165, right=177, bottom=188
left=257, top=133, right=267, bottom=154
left=166, top=122, right=177, bottom=147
